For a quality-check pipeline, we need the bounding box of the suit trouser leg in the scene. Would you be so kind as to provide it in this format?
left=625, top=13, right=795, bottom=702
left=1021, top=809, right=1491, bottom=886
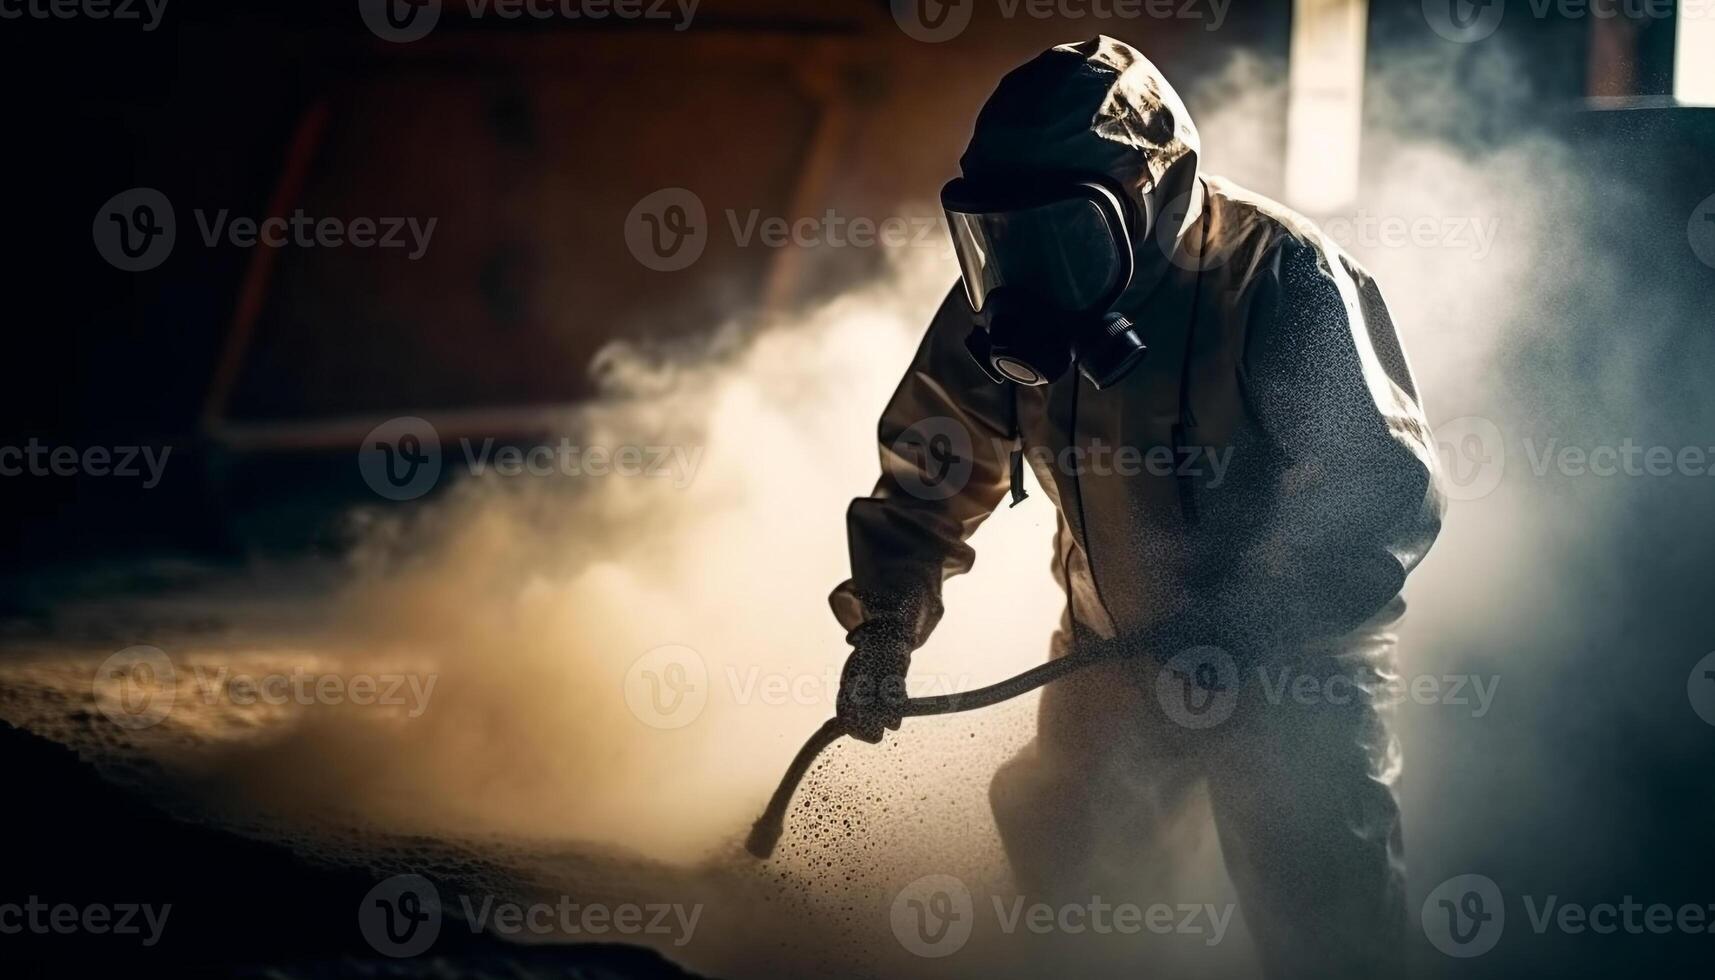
left=989, top=631, right=1407, bottom=978
left=1204, top=641, right=1408, bottom=980
left=990, top=654, right=1206, bottom=907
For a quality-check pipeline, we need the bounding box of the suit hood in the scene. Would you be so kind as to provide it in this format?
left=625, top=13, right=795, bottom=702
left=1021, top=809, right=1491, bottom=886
left=958, top=36, right=1203, bottom=308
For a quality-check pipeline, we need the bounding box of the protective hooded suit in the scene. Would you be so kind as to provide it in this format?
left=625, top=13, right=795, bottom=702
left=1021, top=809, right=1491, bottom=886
left=831, top=37, right=1445, bottom=978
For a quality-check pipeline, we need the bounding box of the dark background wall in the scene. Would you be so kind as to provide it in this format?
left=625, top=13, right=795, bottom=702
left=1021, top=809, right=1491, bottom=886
left=0, top=1, right=1292, bottom=561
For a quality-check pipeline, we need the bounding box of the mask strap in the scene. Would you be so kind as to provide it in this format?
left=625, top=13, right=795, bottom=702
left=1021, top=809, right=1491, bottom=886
left=1172, top=200, right=1210, bottom=526
left=1007, top=385, right=1028, bottom=507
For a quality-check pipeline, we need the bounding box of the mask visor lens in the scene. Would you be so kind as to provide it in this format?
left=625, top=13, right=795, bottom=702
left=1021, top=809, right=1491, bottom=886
left=945, top=195, right=1124, bottom=313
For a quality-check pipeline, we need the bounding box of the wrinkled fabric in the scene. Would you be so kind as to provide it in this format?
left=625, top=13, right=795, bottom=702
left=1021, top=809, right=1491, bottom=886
left=830, top=33, right=1442, bottom=664
left=829, top=36, right=1444, bottom=978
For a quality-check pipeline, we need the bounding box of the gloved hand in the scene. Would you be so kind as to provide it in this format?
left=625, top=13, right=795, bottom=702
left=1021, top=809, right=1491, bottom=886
left=836, top=623, right=913, bottom=744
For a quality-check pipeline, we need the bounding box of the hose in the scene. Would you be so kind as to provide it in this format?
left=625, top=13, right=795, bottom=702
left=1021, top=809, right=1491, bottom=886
left=745, top=642, right=1124, bottom=859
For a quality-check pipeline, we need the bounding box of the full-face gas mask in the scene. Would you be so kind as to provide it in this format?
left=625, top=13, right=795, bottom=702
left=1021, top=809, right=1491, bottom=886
left=942, top=176, right=1152, bottom=389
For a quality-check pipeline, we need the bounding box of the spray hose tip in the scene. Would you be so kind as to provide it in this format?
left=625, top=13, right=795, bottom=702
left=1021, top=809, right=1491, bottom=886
left=745, top=814, right=785, bottom=860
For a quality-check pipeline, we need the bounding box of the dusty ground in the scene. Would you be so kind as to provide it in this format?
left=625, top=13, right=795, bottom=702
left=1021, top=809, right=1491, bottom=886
left=0, top=557, right=1254, bottom=979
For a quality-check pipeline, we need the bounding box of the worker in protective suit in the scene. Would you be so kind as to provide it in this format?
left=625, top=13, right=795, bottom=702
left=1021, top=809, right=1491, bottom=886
left=831, top=37, right=1444, bottom=978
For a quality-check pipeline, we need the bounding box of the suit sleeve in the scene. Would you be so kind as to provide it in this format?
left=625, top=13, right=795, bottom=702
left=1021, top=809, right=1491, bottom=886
left=829, top=284, right=1016, bottom=650
left=1223, top=237, right=1445, bottom=648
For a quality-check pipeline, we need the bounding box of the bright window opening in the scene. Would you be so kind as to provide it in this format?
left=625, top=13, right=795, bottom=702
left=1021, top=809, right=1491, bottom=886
left=1677, top=1, right=1715, bottom=103
left=1285, top=0, right=1368, bottom=213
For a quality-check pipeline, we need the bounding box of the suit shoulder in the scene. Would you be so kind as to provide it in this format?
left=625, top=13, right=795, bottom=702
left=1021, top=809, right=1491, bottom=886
left=1202, top=174, right=1375, bottom=289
